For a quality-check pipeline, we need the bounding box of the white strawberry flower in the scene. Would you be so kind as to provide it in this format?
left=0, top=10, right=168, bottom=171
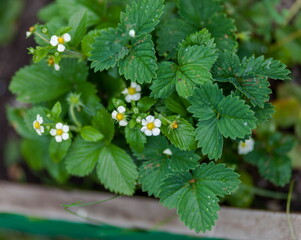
left=50, top=33, right=71, bottom=52
left=129, top=29, right=136, bottom=37
left=50, top=123, right=70, bottom=142
left=111, top=106, right=128, bottom=126
left=238, top=137, right=255, bottom=155
left=141, top=115, right=161, bottom=136
left=54, top=64, right=60, bottom=71
left=26, top=26, right=35, bottom=38
left=32, top=114, right=44, bottom=136
left=122, top=82, right=141, bottom=103
left=163, top=148, right=172, bottom=156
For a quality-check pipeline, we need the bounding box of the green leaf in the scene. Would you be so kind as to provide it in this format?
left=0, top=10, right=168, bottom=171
left=97, top=144, right=138, bottom=195
left=125, top=125, right=147, bottom=152
left=118, top=34, right=157, bottom=83
left=164, top=94, right=188, bottom=116
left=65, top=137, right=103, bottom=176
left=120, top=0, right=164, bottom=35
left=51, top=102, right=62, bottom=119
left=161, top=116, right=196, bottom=151
left=32, top=46, right=51, bottom=63
left=90, top=28, right=130, bottom=72
left=213, top=53, right=291, bottom=107
left=253, top=102, right=275, bottom=125
left=80, top=126, right=104, bottom=142
left=137, top=97, right=157, bottom=112
left=81, top=29, right=101, bottom=57
left=178, top=0, right=237, bottom=52
left=21, top=138, right=46, bottom=170
left=156, top=18, right=195, bottom=59
left=159, top=162, right=240, bottom=232
left=135, top=136, right=199, bottom=196
left=9, top=59, right=88, bottom=103
left=244, top=133, right=294, bottom=186
left=45, top=157, right=69, bottom=183
left=49, top=138, right=71, bottom=163
left=151, top=45, right=214, bottom=98
left=68, top=9, right=88, bottom=46
left=188, top=82, right=256, bottom=159
left=92, top=109, right=115, bottom=143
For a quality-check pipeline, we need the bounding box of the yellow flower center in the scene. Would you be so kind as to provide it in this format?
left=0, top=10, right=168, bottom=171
left=34, top=121, right=40, bottom=129
left=116, top=113, right=124, bottom=121
left=147, top=122, right=155, bottom=130
left=171, top=121, right=179, bottom=129
left=56, top=129, right=63, bottom=135
left=128, top=87, right=136, bottom=95
left=29, top=26, right=35, bottom=32
left=48, top=57, right=54, bottom=65
left=58, top=37, right=65, bottom=44
left=241, top=142, right=247, bottom=148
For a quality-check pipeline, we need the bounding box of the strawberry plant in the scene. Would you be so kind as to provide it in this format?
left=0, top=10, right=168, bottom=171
left=8, top=0, right=293, bottom=233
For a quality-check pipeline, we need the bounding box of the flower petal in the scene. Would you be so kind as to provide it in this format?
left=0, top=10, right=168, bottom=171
left=141, top=119, right=147, bottom=126
left=50, top=129, right=57, bottom=136
left=57, top=44, right=66, bottom=52
left=56, top=123, right=63, bottom=129
left=132, top=93, right=141, bottom=101
left=54, top=64, right=60, bottom=71
left=63, top=33, right=71, bottom=42
left=55, top=135, right=62, bottom=142
left=135, top=84, right=141, bottom=92
left=122, top=88, right=128, bottom=94
left=141, top=126, right=147, bottom=132
left=144, top=129, right=153, bottom=136
left=36, top=129, right=42, bottom=136
left=112, top=110, right=118, bottom=119
left=146, top=115, right=155, bottom=123
left=63, top=125, right=69, bottom=132
left=62, top=133, right=69, bottom=140
left=152, top=128, right=160, bottom=136
left=154, top=119, right=161, bottom=127
left=50, top=35, right=58, bottom=46
left=40, top=126, right=45, bottom=133
left=125, top=95, right=132, bottom=103
left=117, top=106, right=126, bottom=113
left=119, top=120, right=128, bottom=126
left=131, top=82, right=137, bottom=88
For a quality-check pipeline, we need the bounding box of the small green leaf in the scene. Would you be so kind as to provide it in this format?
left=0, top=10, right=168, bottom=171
left=159, top=162, right=240, bottom=232
left=137, top=97, right=157, bottom=112
left=49, top=138, right=71, bottom=163
left=118, top=34, right=157, bottom=83
left=90, top=28, right=129, bottom=72
left=65, top=137, right=103, bottom=176
left=51, top=102, right=62, bottom=119
left=68, top=9, right=88, bottom=46
left=161, top=116, right=196, bottom=151
left=120, top=0, right=164, bottom=35
left=21, top=138, right=46, bottom=170
left=125, top=125, right=147, bottom=152
left=253, top=102, right=275, bottom=124
left=164, top=94, right=188, bottom=116
left=97, top=144, right=138, bottom=195
left=32, top=46, right=51, bottom=63
left=80, top=126, right=104, bottom=142
left=92, top=109, right=115, bottom=143
left=81, top=29, right=101, bottom=57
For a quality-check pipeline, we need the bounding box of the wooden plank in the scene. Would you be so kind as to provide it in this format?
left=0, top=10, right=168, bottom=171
left=0, top=181, right=300, bottom=240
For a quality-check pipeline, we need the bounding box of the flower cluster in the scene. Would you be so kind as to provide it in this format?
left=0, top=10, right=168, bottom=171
left=32, top=114, right=70, bottom=143
left=50, top=33, right=71, bottom=52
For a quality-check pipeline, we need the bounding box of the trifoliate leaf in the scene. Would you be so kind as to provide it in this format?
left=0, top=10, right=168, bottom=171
left=90, top=28, right=130, bottom=72
left=213, top=53, right=291, bottom=107
left=156, top=18, right=195, bottom=59
left=68, top=9, right=88, bottom=46
left=119, top=0, right=164, bottom=35
left=97, top=144, right=138, bottom=195
left=135, top=136, right=199, bottom=196
left=92, top=109, right=114, bottom=143
left=125, top=125, right=147, bottom=152
left=161, top=116, right=196, bottom=151
left=244, top=133, right=294, bottom=186
left=159, top=162, right=240, bottom=232
left=80, top=126, right=104, bottom=142
left=118, top=34, right=157, bottom=83
left=151, top=45, right=214, bottom=98
left=65, top=137, right=103, bottom=176
left=188, top=82, right=256, bottom=159
left=49, top=138, right=71, bottom=163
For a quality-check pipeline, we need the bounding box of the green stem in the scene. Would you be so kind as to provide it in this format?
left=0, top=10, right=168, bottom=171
left=241, top=183, right=288, bottom=200
left=34, top=32, right=49, bottom=44
left=103, top=0, right=108, bottom=17
left=286, top=180, right=296, bottom=240
left=159, top=114, right=172, bottom=124
left=70, top=104, right=82, bottom=128
left=285, top=0, right=301, bottom=25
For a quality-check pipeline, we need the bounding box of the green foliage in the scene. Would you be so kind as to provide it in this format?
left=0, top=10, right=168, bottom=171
left=189, top=82, right=256, bottom=159
left=159, top=162, right=240, bottom=232
left=80, top=126, right=104, bottom=142
left=68, top=9, right=88, bottom=46
left=92, top=109, right=115, bottom=143
left=244, top=133, right=295, bottom=186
